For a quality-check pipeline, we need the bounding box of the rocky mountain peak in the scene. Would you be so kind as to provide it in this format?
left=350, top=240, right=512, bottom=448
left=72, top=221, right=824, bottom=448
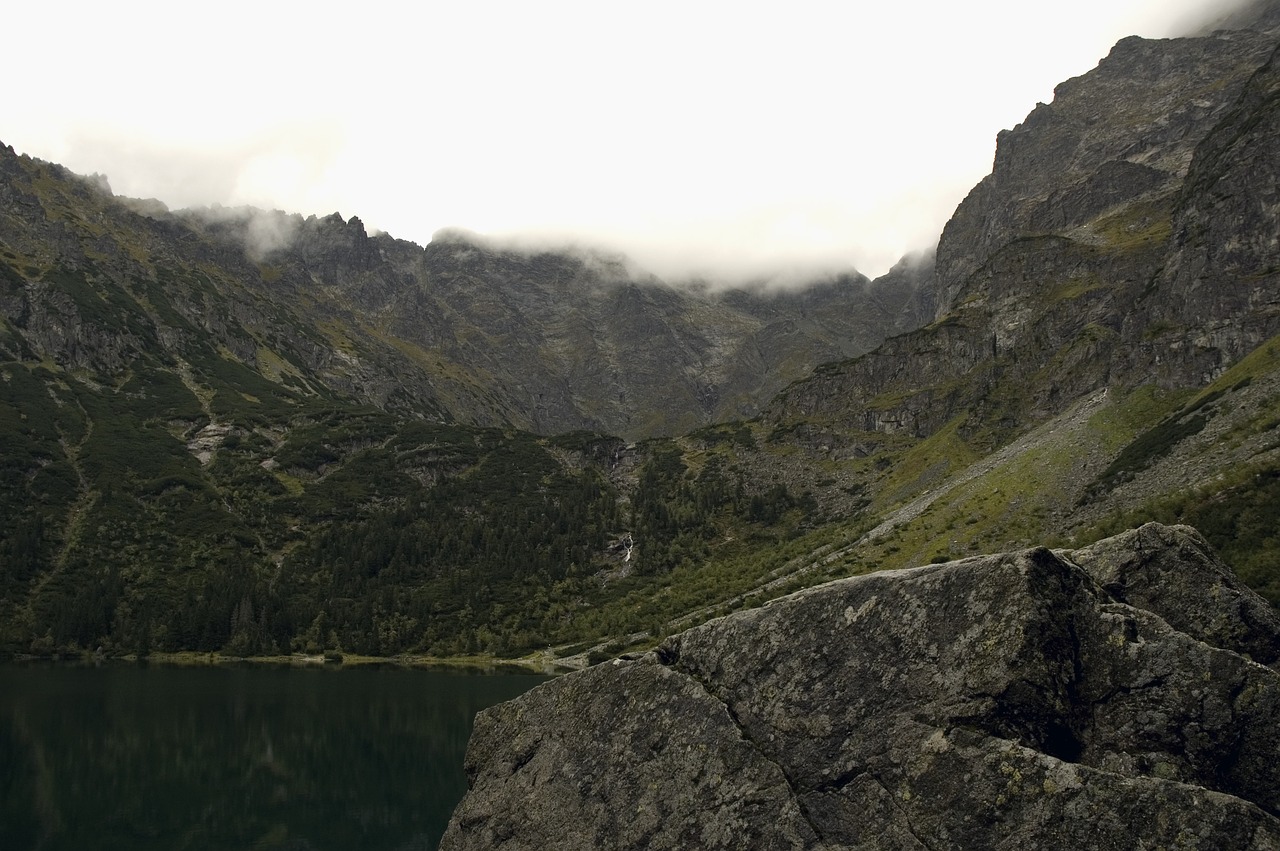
left=934, top=26, right=1276, bottom=318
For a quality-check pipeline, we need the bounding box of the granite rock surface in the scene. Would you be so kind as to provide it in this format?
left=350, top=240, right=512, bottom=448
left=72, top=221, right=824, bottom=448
left=442, top=524, right=1280, bottom=850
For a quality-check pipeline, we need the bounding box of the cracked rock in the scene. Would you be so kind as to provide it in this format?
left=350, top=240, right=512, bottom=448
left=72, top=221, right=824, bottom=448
left=440, top=525, right=1280, bottom=849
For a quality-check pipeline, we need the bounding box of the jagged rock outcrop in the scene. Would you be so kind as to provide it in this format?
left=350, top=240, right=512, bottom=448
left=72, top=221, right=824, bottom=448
left=934, top=29, right=1277, bottom=317
left=441, top=524, right=1280, bottom=849
left=1070, top=522, right=1280, bottom=666
left=766, top=17, right=1280, bottom=450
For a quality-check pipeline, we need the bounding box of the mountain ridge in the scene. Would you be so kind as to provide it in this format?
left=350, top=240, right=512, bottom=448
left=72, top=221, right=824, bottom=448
left=0, top=156, right=931, bottom=442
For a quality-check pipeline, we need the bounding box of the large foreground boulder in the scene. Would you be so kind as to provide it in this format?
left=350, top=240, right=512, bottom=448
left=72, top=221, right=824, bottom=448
left=440, top=524, right=1280, bottom=850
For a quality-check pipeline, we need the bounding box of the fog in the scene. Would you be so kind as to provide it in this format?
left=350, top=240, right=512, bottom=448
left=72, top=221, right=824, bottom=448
left=4, top=0, right=1258, bottom=283
left=178, top=204, right=304, bottom=261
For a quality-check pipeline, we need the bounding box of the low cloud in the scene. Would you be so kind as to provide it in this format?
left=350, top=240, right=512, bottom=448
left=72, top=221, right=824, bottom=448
left=6, top=0, right=1253, bottom=293
left=471, top=183, right=962, bottom=289
left=1170, top=0, right=1261, bottom=34
left=180, top=204, right=302, bottom=261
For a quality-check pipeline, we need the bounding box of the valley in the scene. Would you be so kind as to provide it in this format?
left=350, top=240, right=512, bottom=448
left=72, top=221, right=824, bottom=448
left=1, top=4, right=1279, bottom=669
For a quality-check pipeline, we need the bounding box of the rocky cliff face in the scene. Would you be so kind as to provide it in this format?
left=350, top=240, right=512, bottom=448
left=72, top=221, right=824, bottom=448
left=934, top=29, right=1276, bottom=317
left=442, top=524, right=1280, bottom=849
left=766, top=19, right=1280, bottom=456
left=1138, top=38, right=1280, bottom=386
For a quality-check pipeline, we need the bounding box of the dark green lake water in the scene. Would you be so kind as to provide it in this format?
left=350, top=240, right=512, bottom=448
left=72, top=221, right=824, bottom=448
left=0, top=663, right=548, bottom=850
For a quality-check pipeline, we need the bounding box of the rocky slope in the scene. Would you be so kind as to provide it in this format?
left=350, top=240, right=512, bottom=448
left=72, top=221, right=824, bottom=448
left=0, top=153, right=931, bottom=441
left=442, top=524, right=1280, bottom=850
left=726, top=11, right=1280, bottom=578
left=768, top=21, right=1280, bottom=446
left=933, top=29, right=1277, bottom=313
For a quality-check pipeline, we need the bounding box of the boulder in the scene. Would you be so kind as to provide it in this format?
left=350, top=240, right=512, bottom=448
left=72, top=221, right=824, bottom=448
left=441, top=524, right=1280, bottom=849
left=1067, top=521, right=1280, bottom=666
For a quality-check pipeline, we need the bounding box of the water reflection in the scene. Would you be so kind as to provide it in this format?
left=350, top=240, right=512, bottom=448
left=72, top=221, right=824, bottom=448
left=0, top=664, right=546, bottom=851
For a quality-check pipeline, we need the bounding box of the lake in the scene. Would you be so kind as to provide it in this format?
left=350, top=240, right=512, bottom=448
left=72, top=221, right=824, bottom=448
left=0, top=662, right=548, bottom=850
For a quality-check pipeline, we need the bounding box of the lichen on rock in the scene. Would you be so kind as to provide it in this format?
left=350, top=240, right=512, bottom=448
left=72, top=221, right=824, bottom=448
left=441, top=524, right=1280, bottom=850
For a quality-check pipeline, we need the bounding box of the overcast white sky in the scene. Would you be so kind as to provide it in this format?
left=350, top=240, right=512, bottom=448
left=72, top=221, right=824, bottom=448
left=4, top=0, right=1252, bottom=281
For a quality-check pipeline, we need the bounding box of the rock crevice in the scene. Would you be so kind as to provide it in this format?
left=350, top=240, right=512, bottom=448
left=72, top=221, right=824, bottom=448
left=442, top=524, right=1280, bottom=849
left=657, top=653, right=831, bottom=845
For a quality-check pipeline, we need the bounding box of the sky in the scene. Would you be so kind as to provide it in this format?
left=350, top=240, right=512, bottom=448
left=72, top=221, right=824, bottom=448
left=4, top=0, right=1254, bottom=282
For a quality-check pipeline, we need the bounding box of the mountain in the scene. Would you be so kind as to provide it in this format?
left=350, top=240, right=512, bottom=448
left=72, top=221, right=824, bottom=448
left=742, top=12, right=1280, bottom=587
left=0, top=162, right=930, bottom=442
left=1, top=3, right=1279, bottom=663
left=777, top=23, right=1280, bottom=437
left=0, top=140, right=927, bottom=656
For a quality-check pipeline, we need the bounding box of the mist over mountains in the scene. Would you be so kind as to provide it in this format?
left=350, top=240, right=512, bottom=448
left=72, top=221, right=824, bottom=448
left=0, top=0, right=1279, bottom=681
left=3, top=163, right=934, bottom=440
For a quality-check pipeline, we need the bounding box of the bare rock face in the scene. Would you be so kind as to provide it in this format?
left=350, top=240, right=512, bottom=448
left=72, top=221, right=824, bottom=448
left=933, top=30, right=1278, bottom=318
left=1141, top=40, right=1280, bottom=386
left=1069, top=522, right=1280, bottom=667
left=441, top=524, right=1280, bottom=850
left=764, top=21, right=1280, bottom=465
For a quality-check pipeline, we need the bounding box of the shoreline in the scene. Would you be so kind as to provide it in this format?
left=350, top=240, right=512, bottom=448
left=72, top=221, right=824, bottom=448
left=1, top=649, right=573, bottom=675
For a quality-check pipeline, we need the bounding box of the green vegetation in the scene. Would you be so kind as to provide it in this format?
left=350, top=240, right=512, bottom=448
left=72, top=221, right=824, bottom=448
left=1086, top=373, right=1257, bottom=500
left=1089, top=196, right=1173, bottom=252
left=1086, top=411, right=1210, bottom=496
left=1082, top=461, right=1280, bottom=606
left=1070, top=338, right=1280, bottom=605
left=1047, top=276, right=1107, bottom=303
left=873, top=415, right=979, bottom=510
left=0, top=334, right=827, bottom=658
left=4, top=137, right=1280, bottom=670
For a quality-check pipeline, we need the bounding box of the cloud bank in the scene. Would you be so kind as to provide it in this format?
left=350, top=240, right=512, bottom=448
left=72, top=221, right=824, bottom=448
left=4, top=0, right=1257, bottom=282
